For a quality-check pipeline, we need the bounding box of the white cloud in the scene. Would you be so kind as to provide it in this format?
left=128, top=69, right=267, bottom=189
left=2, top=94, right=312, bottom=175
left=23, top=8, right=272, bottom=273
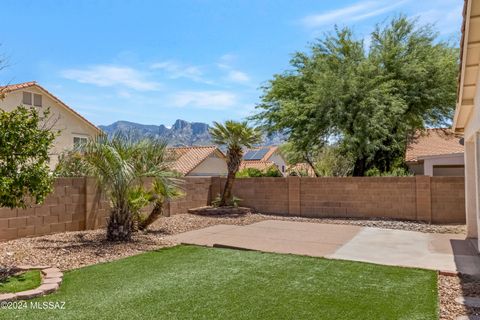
left=300, top=0, right=410, bottom=28
left=150, top=60, right=213, bottom=84
left=226, top=70, right=250, bottom=83
left=415, top=3, right=463, bottom=36
left=170, top=91, right=237, bottom=110
left=61, top=65, right=161, bottom=91
left=216, top=54, right=251, bottom=84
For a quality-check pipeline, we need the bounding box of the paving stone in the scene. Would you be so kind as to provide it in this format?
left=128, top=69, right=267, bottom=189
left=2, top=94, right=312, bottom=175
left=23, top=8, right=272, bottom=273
left=42, top=267, right=61, bottom=273
left=42, top=277, right=62, bottom=284
left=455, top=296, right=480, bottom=308
left=38, top=283, right=59, bottom=294
left=44, top=271, right=63, bottom=279
left=0, top=293, right=16, bottom=302
left=15, top=289, right=43, bottom=300
left=17, top=265, right=50, bottom=270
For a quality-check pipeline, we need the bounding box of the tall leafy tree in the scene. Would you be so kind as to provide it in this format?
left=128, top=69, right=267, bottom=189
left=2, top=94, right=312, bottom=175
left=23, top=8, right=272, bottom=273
left=0, top=107, right=57, bottom=208
left=209, top=121, right=261, bottom=206
left=253, top=16, right=458, bottom=176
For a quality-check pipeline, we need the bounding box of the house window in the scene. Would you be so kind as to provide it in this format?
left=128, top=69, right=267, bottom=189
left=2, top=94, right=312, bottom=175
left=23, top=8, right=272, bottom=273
left=33, top=94, right=42, bottom=107
left=22, top=92, right=32, bottom=105
left=73, top=136, right=88, bottom=148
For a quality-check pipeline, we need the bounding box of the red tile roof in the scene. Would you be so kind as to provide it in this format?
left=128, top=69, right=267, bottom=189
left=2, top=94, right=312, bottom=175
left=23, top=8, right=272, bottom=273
left=0, top=81, right=101, bottom=134
left=405, top=128, right=464, bottom=162
left=169, top=146, right=224, bottom=175
left=0, top=81, right=37, bottom=92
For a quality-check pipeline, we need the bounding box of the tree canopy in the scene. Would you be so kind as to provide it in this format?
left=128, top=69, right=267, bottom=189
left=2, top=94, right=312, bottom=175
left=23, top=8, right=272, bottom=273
left=0, top=107, right=57, bottom=208
left=253, top=16, right=458, bottom=176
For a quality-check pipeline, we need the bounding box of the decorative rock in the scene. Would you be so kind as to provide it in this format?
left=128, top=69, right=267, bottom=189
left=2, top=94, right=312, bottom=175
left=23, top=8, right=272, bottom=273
left=44, top=272, right=63, bottom=279
left=42, top=267, right=61, bottom=274
left=188, top=206, right=252, bottom=216
left=37, top=283, right=59, bottom=294
left=17, top=265, right=49, bottom=271
left=439, top=270, right=458, bottom=277
left=15, top=289, right=43, bottom=299
left=456, top=316, right=480, bottom=320
left=42, top=277, right=62, bottom=284
left=0, top=293, right=16, bottom=302
left=455, top=296, right=480, bottom=308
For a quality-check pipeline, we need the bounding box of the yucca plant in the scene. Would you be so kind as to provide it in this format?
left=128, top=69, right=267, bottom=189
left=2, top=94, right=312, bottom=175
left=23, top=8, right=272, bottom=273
left=209, top=121, right=261, bottom=206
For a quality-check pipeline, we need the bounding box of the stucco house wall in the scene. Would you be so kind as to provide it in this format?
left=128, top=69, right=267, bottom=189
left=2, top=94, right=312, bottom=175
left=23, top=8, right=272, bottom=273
left=452, top=0, right=480, bottom=244
left=0, top=84, right=100, bottom=168
left=188, top=154, right=228, bottom=176
left=268, top=152, right=288, bottom=175
left=408, top=153, right=465, bottom=177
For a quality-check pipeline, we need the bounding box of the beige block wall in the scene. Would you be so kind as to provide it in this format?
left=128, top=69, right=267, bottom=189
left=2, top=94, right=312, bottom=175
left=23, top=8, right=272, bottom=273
left=168, top=177, right=213, bottom=215
left=431, top=177, right=466, bottom=223
left=0, top=178, right=91, bottom=241
left=299, top=177, right=417, bottom=219
left=0, top=176, right=466, bottom=241
left=211, top=176, right=465, bottom=223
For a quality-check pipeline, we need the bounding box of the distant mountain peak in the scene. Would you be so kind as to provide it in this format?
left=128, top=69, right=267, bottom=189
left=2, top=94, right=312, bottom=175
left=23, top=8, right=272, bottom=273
left=99, top=119, right=284, bottom=147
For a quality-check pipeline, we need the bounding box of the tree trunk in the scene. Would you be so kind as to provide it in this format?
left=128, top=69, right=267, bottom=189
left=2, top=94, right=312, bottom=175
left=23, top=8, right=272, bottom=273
left=304, top=156, right=319, bottom=177
left=219, top=171, right=236, bottom=206
left=219, top=148, right=242, bottom=206
left=353, top=157, right=366, bottom=177
left=106, top=207, right=133, bottom=241
left=138, top=202, right=163, bottom=231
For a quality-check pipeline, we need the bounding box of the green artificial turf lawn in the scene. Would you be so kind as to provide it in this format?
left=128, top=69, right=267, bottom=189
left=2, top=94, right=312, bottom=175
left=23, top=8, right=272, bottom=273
left=0, top=270, right=41, bottom=294
left=2, top=245, right=438, bottom=320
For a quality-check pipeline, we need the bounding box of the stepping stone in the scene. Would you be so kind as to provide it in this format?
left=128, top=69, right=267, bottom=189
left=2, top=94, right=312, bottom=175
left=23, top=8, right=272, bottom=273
left=455, top=296, right=480, bottom=308
left=42, top=277, right=62, bottom=284
left=38, top=283, right=59, bottom=294
left=15, top=289, right=43, bottom=300
left=0, top=293, right=16, bottom=302
left=43, top=271, right=63, bottom=279
left=17, top=265, right=49, bottom=270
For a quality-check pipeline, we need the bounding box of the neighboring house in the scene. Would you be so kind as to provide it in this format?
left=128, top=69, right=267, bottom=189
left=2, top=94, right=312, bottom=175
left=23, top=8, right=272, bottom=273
left=170, top=146, right=227, bottom=177
left=287, top=163, right=317, bottom=177
left=0, top=81, right=101, bottom=169
left=405, top=129, right=465, bottom=176
left=452, top=0, right=480, bottom=242
left=241, top=146, right=288, bottom=176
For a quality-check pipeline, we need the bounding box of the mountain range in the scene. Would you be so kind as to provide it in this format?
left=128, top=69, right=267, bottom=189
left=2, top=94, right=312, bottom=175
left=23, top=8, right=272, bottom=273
left=99, top=119, right=284, bottom=147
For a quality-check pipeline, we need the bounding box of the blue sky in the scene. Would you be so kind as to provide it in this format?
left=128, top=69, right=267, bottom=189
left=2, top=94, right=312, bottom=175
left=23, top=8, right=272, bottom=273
left=1, top=0, right=462, bottom=127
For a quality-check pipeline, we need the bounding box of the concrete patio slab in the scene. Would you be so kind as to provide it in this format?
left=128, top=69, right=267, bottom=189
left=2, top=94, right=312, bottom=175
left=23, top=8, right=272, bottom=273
left=169, top=220, right=480, bottom=275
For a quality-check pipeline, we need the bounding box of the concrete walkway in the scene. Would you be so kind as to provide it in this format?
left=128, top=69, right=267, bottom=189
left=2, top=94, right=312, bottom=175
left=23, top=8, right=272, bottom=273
left=170, top=220, right=480, bottom=275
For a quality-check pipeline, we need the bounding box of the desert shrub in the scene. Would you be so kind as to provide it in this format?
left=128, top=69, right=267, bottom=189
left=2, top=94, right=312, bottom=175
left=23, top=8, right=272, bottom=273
left=212, top=194, right=242, bottom=207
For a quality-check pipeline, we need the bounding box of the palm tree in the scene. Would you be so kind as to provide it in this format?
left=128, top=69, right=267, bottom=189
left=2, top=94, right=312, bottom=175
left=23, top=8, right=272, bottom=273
left=132, top=139, right=183, bottom=231
left=209, top=121, right=262, bottom=206
left=81, top=134, right=138, bottom=241
left=81, top=134, right=180, bottom=240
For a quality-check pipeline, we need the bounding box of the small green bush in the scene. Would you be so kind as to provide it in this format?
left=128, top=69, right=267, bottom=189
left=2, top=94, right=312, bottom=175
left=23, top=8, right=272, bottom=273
left=212, top=194, right=242, bottom=207
left=365, top=167, right=412, bottom=177
left=236, top=166, right=282, bottom=178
